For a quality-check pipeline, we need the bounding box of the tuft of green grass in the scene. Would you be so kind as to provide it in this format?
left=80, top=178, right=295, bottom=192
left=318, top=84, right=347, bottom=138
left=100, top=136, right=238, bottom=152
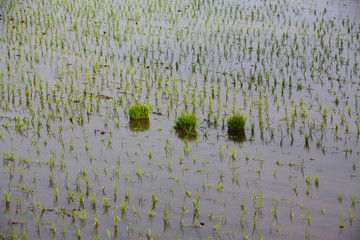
left=174, top=112, right=198, bottom=133
left=227, top=111, right=247, bottom=132
left=128, top=104, right=150, bottom=120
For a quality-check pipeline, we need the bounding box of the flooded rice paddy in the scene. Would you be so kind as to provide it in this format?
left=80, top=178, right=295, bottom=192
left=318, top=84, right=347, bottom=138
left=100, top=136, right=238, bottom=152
left=0, top=0, right=360, bottom=239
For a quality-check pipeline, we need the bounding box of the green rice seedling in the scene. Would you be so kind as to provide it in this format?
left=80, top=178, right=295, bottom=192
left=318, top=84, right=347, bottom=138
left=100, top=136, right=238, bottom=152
left=128, top=104, right=150, bottom=120
left=217, top=182, right=223, bottom=191
left=212, top=221, right=221, bottom=233
left=102, top=197, right=110, bottom=208
left=91, top=193, right=97, bottom=208
left=315, top=172, right=319, bottom=186
left=163, top=207, right=170, bottom=222
left=250, top=123, right=255, bottom=135
left=167, top=162, right=173, bottom=172
left=76, top=225, right=81, bottom=239
left=306, top=211, right=312, bottom=224
left=137, top=166, right=145, bottom=176
left=192, top=197, right=200, bottom=212
left=337, top=193, right=343, bottom=203
left=230, top=149, right=237, bottom=160
left=219, top=146, right=225, bottom=155
left=227, top=111, right=247, bottom=132
left=339, top=217, right=345, bottom=228
left=304, top=134, right=309, bottom=147
left=351, top=194, right=356, bottom=207
left=125, top=188, right=129, bottom=201
left=33, top=215, right=40, bottom=228
left=320, top=207, right=326, bottom=215
left=92, top=217, right=100, bottom=229
left=113, top=214, right=120, bottom=228
left=121, top=198, right=127, bottom=211
left=77, top=209, right=87, bottom=222
left=232, top=172, right=240, bottom=183
left=138, top=193, right=143, bottom=205
left=300, top=159, right=305, bottom=171
left=293, top=184, right=298, bottom=194
left=305, top=172, right=312, bottom=184
left=148, top=207, right=156, bottom=218
left=54, top=186, right=58, bottom=202
left=273, top=167, right=279, bottom=178
left=151, top=193, right=158, bottom=206
left=113, top=183, right=117, bottom=197
left=4, top=190, right=11, bottom=206
left=50, top=220, right=57, bottom=233
left=174, top=112, right=198, bottom=133
left=146, top=229, right=151, bottom=240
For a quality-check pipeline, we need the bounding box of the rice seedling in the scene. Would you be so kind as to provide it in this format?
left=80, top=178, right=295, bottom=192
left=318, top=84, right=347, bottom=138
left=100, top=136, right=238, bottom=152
left=77, top=209, right=87, bottom=223
left=128, top=104, right=150, bottom=120
left=112, top=214, right=120, bottom=228
left=4, top=190, right=11, bottom=206
left=121, top=198, right=127, bottom=212
left=351, top=194, right=357, bottom=207
left=339, top=216, right=345, bottom=229
left=192, top=197, right=200, bottom=212
left=305, top=172, right=312, bottom=184
left=163, top=207, right=170, bottom=222
left=50, top=220, right=57, bottom=234
left=148, top=207, right=156, bottom=218
left=143, top=227, right=152, bottom=240
left=315, top=172, right=319, bottom=186
left=227, top=111, right=247, bottom=132
left=102, top=197, right=110, bottom=208
left=230, top=149, right=237, bottom=160
left=337, top=193, right=343, bottom=204
left=174, top=112, right=198, bottom=134
left=92, top=217, right=100, bottom=229
left=76, top=225, right=81, bottom=239
left=293, top=184, right=298, bottom=194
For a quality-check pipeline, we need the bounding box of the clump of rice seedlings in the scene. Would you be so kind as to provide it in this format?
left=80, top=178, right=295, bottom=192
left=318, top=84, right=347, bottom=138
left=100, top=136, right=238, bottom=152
left=227, top=111, right=247, bottom=132
left=128, top=104, right=150, bottom=120
left=174, top=112, right=198, bottom=134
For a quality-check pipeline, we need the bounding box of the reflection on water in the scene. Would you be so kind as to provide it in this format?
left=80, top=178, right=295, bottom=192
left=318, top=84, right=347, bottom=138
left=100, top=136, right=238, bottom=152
left=228, top=130, right=247, bottom=144
left=174, top=129, right=198, bottom=142
left=129, top=119, right=150, bottom=132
